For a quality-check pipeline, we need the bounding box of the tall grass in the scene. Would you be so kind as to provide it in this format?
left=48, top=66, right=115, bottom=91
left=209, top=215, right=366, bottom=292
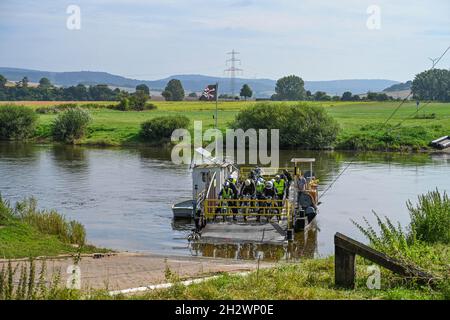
left=0, top=195, right=14, bottom=225
left=0, top=259, right=85, bottom=300
left=352, top=190, right=450, bottom=276
left=1, top=196, right=86, bottom=246
left=407, top=190, right=450, bottom=244
left=14, top=198, right=86, bottom=246
left=337, top=123, right=443, bottom=151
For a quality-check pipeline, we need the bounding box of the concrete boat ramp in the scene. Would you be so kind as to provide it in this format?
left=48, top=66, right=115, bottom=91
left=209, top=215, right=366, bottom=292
left=200, top=221, right=288, bottom=244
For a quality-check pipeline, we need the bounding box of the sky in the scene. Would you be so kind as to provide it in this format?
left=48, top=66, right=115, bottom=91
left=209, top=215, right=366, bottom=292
left=0, top=0, right=449, bottom=81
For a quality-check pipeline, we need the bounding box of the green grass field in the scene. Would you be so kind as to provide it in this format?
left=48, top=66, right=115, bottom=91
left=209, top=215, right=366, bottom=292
left=3, top=100, right=450, bottom=149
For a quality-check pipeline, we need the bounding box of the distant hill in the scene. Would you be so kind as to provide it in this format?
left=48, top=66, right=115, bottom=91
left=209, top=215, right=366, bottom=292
left=383, top=80, right=412, bottom=92
left=0, top=67, right=399, bottom=98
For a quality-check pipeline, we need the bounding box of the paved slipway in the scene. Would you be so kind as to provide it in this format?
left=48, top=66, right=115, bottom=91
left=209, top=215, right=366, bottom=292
left=0, top=253, right=275, bottom=293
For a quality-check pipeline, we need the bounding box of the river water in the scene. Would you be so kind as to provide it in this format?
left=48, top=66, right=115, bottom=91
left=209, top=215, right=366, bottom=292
left=0, top=142, right=448, bottom=261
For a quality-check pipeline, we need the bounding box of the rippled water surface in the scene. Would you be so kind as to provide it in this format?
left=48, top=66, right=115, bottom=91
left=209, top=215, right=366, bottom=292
left=1, top=143, right=448, bottom=260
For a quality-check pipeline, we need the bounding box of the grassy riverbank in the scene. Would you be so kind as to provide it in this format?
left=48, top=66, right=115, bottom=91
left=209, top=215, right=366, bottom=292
left=131, top=190, right=450, bottom=300
left=2, top=100, right=450, bottom=150
left=0, top=191, right=448, bottom=300
left=130, top=254, right=448, bottom=300
left=0, top=197, right=105, bottom=259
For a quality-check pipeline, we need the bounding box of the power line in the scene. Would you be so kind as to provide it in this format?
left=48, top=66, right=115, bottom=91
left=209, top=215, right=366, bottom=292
left=225, top=49, right=243, bottom=96
left=430, top=45, right=450, bottom=69
left=319, top=45, right=450, bottom=200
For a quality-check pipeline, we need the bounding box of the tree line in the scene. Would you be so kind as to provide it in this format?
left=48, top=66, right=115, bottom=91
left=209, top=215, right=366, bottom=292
left=0, top=76, right=125, bottom=101
left=270, top=69, right=450, bottom=102
left=1, top=67, right=448, bottom=102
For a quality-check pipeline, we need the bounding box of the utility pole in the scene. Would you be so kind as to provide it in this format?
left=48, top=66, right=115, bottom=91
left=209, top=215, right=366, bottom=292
left=429, top=45, right=450, bottom=69
left=225, top=49, right=243, bottom=97
left=215, top=82, right=219, bottom=128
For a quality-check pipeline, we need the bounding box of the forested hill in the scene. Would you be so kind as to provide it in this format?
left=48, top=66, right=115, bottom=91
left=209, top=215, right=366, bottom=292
left=0, top=67, right=399, bottom=97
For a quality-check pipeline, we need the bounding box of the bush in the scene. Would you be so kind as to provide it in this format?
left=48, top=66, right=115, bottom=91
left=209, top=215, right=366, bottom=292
left=352, top=190, right=450, bottom=277
left=114, top=98, right=130, bottom=111
left=0, top=105, right=37, bottom=140
left=407, top=190, right=450, bottom=244
left=232, top=103, right=339, bottom=149
left=110, top=99, right=156, bottom=111
left=140, top=116, right=190, bottom=142
left=51, top=108, right=91, bottom=144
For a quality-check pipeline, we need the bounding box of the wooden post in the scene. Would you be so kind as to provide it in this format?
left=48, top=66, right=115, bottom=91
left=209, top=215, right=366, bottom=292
left=335, top=245, right=356, bottom=289
left=334, top=232, right=434, bottom=289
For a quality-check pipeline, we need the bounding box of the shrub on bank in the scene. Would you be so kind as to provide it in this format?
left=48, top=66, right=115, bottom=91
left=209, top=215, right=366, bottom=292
left=140, top=116, right=190, bottom=142
left=232, top=103, right=339, bottom=149
left=408, top=190, right=450, bottom=244
left=352, top=190, right=450, bottom=277
left=51, top=108, right=92, bottom=144
left=0, top=105, right=37, bottom=140
left=111, top=98, right=157, bottom=111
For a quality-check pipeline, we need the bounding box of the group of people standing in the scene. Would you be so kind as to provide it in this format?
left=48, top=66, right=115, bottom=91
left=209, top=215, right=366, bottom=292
left=217, top=168, right=293, bottom=221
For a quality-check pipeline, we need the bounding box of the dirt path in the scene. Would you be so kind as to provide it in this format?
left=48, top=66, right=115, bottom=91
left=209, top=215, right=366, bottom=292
left=0, top=253, right=275, bottom=292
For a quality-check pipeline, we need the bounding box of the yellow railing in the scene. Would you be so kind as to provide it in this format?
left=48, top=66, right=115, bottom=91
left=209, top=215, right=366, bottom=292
left=203, top=198, right=293, bottom=228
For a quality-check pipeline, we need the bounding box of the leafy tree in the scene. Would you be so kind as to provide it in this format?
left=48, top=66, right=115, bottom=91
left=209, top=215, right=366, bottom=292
left=0, top=78, right=126, bottom=101
left=130, top=90, right=149, bottom=111
left=375, top=93, right=389, bottom=101
left=22, top=77, right=29, bottom=88
left=136, top=84, right=150, bottom=95
left=88, top=84, right=115, bottom=101
left=313, top=91, right=331, bottom=101
left=116, top=97, right=130, bottom=111
left=305, top=90, right=312, bottom=100
left=232, top=103, right=339, bottom=149
left=273, top=75, right=306, bottom=101
left=163, top=79, right=185, bottom=101
left=188, top=92, right=198, bottom=98
left=411, top=69, right=450, bottom=102
left=0, top=74, right=7, bottom=88
left=16, top=77, right=29, bottom=88
left=162, top=90, right=172, bottom=101
left=366, top=92, right=391, bottom=101
left=366, top=92, right=377, bottom=101
left=240, top=84, right=253, bottom=100
left=38, top=77, right=52, bottom=88
left=341, top=91, right=353, bottom=101
left=73, top=84, right=89, bottom=100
